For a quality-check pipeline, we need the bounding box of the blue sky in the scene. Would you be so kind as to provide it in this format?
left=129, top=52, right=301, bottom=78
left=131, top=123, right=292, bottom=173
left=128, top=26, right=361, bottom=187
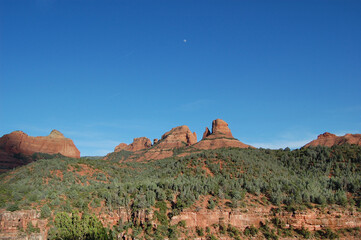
left=1, top=0, right=360, bottom=156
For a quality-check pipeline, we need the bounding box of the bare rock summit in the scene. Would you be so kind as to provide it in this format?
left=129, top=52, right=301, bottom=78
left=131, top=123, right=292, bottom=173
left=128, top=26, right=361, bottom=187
left=0, top=130, right=80, bottom=158
left=194, top=119, right=252, bottom=149
left=304, top=132, right=361, bottom=147
left=114, top=137, right=152, bottom=152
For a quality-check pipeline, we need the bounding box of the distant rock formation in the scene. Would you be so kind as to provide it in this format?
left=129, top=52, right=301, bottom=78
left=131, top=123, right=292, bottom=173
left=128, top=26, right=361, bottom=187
left=138, top=125, right=197, bottom=160
left=114, top=137, right=152, bottom=152
left=107, top=119, right=253, bottom=162
left=211, top=119, right=233, bottom=138
left=194, top=119, right=252, bottom=150
left=0, top=130, right=80, bottom=158
left=157, top=126, right=197, bottom=149
left=304, top=132, right=361, bottom=147
left=0, top=130, right=80, bottom=172
left=202, top=127, right=211, bottom=139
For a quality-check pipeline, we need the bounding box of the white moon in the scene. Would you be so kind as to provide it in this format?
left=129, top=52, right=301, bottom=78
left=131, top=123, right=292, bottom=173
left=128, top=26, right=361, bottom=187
left=183, top=39, right=187, bottom=43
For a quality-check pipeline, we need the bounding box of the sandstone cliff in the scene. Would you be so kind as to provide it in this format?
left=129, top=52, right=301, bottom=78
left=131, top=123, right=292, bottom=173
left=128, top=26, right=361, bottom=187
left=304, top=132, right=361, bottom=148
left=107, top=119, right=254, bottom=162
left=0, top=130, right=80, bottom=172
left=139, top=125, right=197, bottom=160
left=0, top=130, right=80, bottom=158
left=114, top=137, right=152, bottom=152
left=193, top=119, right=252, bottom=150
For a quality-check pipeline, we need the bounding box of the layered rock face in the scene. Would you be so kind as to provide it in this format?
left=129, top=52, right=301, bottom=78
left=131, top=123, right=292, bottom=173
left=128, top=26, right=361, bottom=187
left=108, top=119, right=254, bottom=162
left=304, top=132, right=361, bottom=148
left=157, top=125, right=197, bottom=148
left=0, top=210, right=47, bottom=240
left=194, top=119, right=252, bottom=150
left=211, top=118, right=233, bottom=138
left=140, top=125, right=197, bottom=160
left=108, top=125, right=198, bottom=161
left=2, top=205, right=360, bottom=240
left=114, top=137, right=152, bottom=152
left=0, top=130, right=80, bottom=158
left=171, top=207, right=361, bottom=232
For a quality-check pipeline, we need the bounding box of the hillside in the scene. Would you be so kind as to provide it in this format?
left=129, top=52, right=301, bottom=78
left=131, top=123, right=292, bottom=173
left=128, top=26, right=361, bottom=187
left=1, top=145, right=361, bottom=239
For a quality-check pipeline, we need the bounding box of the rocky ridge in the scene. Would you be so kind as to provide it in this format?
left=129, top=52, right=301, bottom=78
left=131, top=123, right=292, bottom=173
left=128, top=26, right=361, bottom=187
left=0, top=130, right=80, bottom=172
left=114, top=137, right=152, bottom=152
left=106, top=119, right=252, bottom=162
left=304, top=132, right=361, bottom=148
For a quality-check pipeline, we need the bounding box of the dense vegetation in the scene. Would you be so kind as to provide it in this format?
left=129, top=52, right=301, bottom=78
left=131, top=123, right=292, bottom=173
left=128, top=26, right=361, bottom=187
left=1, top=145, right=361, bottom=239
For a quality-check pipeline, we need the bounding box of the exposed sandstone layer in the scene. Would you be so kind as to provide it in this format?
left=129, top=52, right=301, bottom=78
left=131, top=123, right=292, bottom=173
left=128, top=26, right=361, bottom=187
left=108, top=125, right=198, bottom=161
left=114, top=137, right=152, bottom=152
left=304, top=132, right=361, bottom=148
left=0, top=130, right=80, bottom=158
left=170, top=208, right=361, bottom=232
left=194, top=119, right=252, bottom=150
left=139, top=125, right=197, bottom=160
left=157, top=126, right=197, bottom=148
left=107, top=119, right=255, bottom=162
left=202, top=127, right=211, bottom=139
left=211, top=119, right=233, bottom=138
left=0, top=210, right=47, bottom=240
left=2, top=205, right=360, bottom=240
left=0, top=130, right=80, bottom=172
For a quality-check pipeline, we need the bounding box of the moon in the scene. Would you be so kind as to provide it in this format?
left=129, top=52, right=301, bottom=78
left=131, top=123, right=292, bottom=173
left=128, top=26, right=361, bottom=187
left=183, top=39, right=187, bottom=43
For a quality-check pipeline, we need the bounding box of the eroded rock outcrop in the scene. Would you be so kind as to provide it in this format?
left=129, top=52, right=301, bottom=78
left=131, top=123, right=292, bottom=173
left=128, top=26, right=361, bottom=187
left=0, top=130, right=80, bottom=158
left=107, top=119, right=254, bottom=162
left=114, top=137, right=152, bottom=152
left=304, top=132, right=361, bottom=148
left=170, top=207, right=361, bottom=232
left=211, top=119, right=233, bottom=138
left=2, top=205, right=360, bottom=240
left=157, top=126, right=197, bottom=148
left=202, top=127, right=211, bottom=139
left=139, top=125, right=197, bottom=160
left=0, top=210, right=47, bottom=240
left=194, top=119, right=252, bottom=150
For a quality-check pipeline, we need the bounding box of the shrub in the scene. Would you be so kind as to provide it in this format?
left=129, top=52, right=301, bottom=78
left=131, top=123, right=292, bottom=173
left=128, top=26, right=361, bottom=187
left=177, top=220, right=186, bottom=228
left=295, top=227, right=311, bottom=239
left=315, top=228, right=339, bottom=239
left=196, top=226, right=204, bottom=236
left=6, top=204, right=19, bottom=212
left=244, top=225, right=258, bottom=236
left=40, top=204, right=51, bottom=218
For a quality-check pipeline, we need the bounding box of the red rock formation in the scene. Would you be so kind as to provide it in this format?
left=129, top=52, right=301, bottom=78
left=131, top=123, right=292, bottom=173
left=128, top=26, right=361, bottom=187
left=211, top=119, right=233, bottom=138
left=135, top=126, right=197, bottom=160
left=114, top=137, right=152, bottom=152
left=171, top=207, right=361, bottom=232
left=0, top=210, right=47, bottom=239
left=2, top=204, right=360, bottom=239
left=0, top=130, right=80, bottom=158
left=194, top=119, right=253, bottom=150
left=114, top=143, right=128, bottom=152
left=107, top=120, right=254, bottom=161
left=304, top=132, right=361, bottom=148
left=202, top=127, right=211, bottom=139
left=157, top=125, right=197, bottom=148
left=110, top=126, right=198, bottom=161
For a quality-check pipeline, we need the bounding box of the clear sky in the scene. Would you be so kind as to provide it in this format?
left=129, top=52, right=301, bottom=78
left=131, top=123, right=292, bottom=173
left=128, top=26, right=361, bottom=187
left=1, top=0, right=360, bottom=156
